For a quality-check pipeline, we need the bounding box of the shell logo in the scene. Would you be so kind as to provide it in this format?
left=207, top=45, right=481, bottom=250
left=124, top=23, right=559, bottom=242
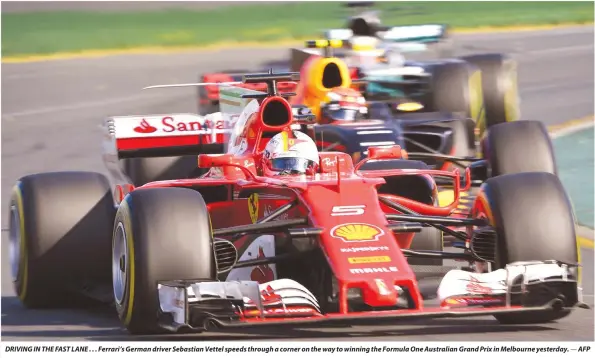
left=330, top=223, right=385, bottom=242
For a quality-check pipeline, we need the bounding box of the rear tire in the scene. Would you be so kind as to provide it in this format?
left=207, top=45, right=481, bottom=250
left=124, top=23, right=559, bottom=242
left=474, top=172, right=577, bottom=324
left=113, top=187, right=216, bottom=334
left=122, top=156, right=204, bottom=187
left=425, top=60, right=485, bottom=127
left=8, top=172, right=115, bottom=308
left=461, top=53, right=520, bottom=136
left=408, top=227, right=443, bottom=266
left=482, top=120, right=557, bottom=177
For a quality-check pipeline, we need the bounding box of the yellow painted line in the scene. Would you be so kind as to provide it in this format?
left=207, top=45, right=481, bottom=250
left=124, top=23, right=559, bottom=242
left=547, top=115, right=594, bottom=134
left=578, top=236, right=594, bottom=249
left=2, top=22, right=593, bottom=64
left=451, top=22, right=594, bottom=34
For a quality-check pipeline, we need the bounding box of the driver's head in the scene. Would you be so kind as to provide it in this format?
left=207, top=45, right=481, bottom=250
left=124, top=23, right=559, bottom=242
left=263, top=131, right=319, bottom=175
left=320, top=87, right=367, bottom=123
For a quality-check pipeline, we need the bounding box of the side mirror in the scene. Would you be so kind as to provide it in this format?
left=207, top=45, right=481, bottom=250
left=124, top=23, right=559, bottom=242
left=367, top=145, right=407, bottom=160
left=198, top=154, right=257, bottom=179
left=469, top=160, right=488, bottom=185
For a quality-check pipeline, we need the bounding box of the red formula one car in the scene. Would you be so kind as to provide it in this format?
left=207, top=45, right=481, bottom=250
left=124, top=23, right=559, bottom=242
left=8, top=72, right=587, bottom=334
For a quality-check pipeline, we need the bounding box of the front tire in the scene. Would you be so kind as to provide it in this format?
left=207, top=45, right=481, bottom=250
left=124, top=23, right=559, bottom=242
left=473, top=172, right=578, bottom=324
left=482, top=120, right=557, bottom=177
left=113, top=187, right=216, bottom=334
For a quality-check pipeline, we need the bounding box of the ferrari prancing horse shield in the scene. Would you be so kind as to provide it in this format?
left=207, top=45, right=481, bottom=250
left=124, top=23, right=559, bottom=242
left=248, top=193, right=259, bottom=223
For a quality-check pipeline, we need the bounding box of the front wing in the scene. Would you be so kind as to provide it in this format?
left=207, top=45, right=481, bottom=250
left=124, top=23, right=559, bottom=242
left=156, top=261, right=583, bottom=333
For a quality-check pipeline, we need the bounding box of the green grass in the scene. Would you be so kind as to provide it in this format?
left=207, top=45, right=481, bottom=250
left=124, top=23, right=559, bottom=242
left=2, top=1, right=593, bottom=57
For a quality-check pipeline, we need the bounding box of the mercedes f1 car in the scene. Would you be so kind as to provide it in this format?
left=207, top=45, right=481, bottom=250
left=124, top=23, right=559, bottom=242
left=8, top=72, right=587, bottom=334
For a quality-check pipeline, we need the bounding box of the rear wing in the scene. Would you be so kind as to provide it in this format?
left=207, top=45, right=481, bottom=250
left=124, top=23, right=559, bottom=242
left=105, top=73, right=306, bottom=161
left=324, top=24, right=448, bottom=47
left=219, top=85, right=263, bottom=115
left=219, top=85, right=315, bottom=129
left=381, top=24, right=448, bottom=43
left=103, top=112, right=228, bottom=159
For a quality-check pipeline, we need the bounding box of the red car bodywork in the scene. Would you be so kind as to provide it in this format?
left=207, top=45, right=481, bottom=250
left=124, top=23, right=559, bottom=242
left=111, top=90, right=562, bottom=327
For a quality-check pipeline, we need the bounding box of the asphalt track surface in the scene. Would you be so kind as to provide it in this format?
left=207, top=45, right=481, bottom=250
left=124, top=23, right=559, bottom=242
left=1, top=26, right=594, bottom=341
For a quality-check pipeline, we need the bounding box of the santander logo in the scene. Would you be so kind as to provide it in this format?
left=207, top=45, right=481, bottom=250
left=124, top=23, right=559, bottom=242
left=126, top=115, right=226, bottom=137
left=133, top=119, right=157, bottom=134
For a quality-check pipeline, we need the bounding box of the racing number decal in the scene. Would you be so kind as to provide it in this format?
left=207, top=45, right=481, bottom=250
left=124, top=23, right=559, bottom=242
left=248, top=193, right=259, bottom=224
left=331, top=205, right=365, bottom=216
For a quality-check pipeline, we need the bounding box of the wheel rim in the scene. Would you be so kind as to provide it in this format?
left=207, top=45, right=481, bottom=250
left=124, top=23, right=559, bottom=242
left=112, top=222, right=128, bottom=305
left=8, top=204, right=22, bottom=282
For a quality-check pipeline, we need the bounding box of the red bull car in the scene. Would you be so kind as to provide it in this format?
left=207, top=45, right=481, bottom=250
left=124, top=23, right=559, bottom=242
left=8, top=72, right=587, bottom=334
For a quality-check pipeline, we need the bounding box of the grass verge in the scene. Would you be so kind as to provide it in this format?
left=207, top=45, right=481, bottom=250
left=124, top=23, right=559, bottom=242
left=2, top=1, right=593, bottom=58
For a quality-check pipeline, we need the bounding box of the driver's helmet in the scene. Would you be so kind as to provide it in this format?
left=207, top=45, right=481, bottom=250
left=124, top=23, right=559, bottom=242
left=377, top=47, right=405, bottom=66
left=263, top=130, right=319, bottom=175
left=320, top=87, right=367, bottom=123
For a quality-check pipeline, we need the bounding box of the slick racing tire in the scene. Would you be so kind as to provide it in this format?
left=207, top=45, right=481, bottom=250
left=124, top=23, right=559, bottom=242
left=122, top=156, right=206, bottom=187
left=425, top=60, right=485, bottom=131
left=473, top=172, right=577, bottom=324
left=481, top=120, right=557, bottom=177
left=8, top=172, right=115, bottom=308
left=113, top=187, right=216, bottom=334
left=461, top=53, right=520, bottom=136
left=359, top=159, right=443, bottom=266
left=408, top=226, right=443, bottom=267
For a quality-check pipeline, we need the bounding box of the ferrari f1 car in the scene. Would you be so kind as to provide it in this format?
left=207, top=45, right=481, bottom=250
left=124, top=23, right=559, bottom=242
left=8, top=72, right=587, bottom=334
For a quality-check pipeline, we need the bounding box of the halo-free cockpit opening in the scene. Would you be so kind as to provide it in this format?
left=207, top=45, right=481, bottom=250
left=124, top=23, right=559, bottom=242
left=262, top=99, right=291, bottom=127
left=322, top=62, right=344, bottom=89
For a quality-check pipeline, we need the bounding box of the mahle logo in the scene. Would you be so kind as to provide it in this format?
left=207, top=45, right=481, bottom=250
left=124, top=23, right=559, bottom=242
left=349, top=267, right=398, bottom=274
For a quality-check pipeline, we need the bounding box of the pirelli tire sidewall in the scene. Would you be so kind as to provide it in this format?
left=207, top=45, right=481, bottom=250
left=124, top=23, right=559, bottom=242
left=9, top=172, right=115, bottom=308
left=113, top=187, right=216, bottom=334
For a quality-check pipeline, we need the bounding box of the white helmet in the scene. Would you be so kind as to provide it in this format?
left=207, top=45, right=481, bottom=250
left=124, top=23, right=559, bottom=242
left=263, top=131, right=319, bottom=174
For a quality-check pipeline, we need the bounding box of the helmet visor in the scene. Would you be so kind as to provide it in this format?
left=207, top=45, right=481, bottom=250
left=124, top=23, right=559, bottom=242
left=270, top=157, right=316, bottom=174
